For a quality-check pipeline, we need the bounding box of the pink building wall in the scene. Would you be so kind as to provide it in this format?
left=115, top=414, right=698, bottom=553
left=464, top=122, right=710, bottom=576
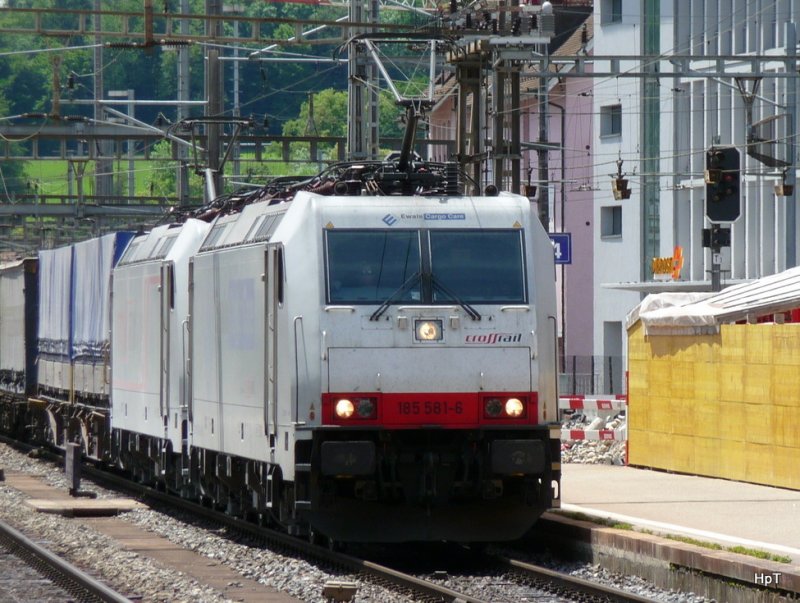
left=427, top=66, right=595, bottom=359
left=537, top=75, right=595, bottom=358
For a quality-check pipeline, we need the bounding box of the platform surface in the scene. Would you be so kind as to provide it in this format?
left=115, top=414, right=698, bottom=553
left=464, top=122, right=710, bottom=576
left=25, top=497, right=146, bottom=516
left=561, top=463, right=800, bottom=564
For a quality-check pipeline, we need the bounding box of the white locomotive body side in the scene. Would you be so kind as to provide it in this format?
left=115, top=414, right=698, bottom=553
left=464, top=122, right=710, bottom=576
left=189, top=202, right=287, bottom=463
left=184, top=188, right=559, bottom=540
left=111, top=220, right=210, bottom=461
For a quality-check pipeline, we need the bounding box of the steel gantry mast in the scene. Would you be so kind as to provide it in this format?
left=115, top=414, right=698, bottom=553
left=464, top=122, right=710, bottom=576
left=446, top=0, right=557, bottom=202
left=0, top=2, right=797, bottom=256
left=347, top=0, right=381, bottom=161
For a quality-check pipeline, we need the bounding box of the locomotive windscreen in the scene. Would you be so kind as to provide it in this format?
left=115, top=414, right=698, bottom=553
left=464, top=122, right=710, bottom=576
left=430, top=230, right=526, bottom=304
left=326, top=230, right=422, bottom=304
left=325, top=228, right=526, bottom=305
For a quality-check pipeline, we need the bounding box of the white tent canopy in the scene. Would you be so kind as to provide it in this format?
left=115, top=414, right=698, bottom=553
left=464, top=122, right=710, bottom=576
left=627, top=266, right=800, bottom=335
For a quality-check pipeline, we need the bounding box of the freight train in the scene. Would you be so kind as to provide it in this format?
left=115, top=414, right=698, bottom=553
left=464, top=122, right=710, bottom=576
left=0, top=157, right=560, bottom=543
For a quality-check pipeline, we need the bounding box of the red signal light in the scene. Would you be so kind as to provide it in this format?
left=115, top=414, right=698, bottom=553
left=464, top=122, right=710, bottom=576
left=705, top=147, right=740, bottom=222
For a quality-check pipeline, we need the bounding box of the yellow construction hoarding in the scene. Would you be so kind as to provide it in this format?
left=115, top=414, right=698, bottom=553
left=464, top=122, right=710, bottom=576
left=627, top=320, right=799, bottom=490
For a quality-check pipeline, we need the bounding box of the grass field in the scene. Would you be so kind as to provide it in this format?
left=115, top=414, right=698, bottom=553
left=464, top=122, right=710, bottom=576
left=21, top=152, right=326, bottom=200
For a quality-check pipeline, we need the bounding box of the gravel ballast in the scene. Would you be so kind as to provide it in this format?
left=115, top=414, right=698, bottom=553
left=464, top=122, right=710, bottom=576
left=0, top=442, right=711, bottom=602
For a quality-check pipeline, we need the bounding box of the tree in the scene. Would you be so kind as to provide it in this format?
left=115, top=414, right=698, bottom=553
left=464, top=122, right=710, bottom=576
left=279, top=89, right=343, bottom=162
left=282, top=89, right=348, bottom=138
left=0, top=91, right=26, bottom=196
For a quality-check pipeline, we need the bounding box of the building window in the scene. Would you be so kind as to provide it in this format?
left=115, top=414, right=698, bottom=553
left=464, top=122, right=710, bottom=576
left=600, top=104, right=622, bottom=137
left=602, top=0, right=623, bottom=24
left=601, top=206, right=622, bottom=237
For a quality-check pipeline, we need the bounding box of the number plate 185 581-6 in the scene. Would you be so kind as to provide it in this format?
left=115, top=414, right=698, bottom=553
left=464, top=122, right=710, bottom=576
left=381, top=394, right=476, bottom=425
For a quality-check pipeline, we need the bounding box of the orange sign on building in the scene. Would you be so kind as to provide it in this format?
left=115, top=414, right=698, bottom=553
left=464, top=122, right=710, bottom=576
left=651, top=246, right=684, bottom=280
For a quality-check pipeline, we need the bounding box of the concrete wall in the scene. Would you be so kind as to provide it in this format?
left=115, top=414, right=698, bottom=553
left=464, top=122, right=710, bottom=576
left=627, top=320, right=800, bottom=490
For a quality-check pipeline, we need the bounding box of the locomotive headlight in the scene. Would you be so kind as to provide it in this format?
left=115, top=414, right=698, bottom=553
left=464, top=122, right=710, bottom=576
left=414, top=319, right=443, bottom=342
left=483, top=396, right=526, bottom=419
left=333, top=396, right=377, bottom=420
left=504, top=397, right=525, bottom=418
left=335, top=398, right=355, bottom=419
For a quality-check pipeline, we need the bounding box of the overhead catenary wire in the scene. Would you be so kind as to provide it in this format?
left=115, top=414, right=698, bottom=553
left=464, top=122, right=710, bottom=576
left=0, top=3, right=795, bottom=205
left=0, top=43, right=103, bottom=58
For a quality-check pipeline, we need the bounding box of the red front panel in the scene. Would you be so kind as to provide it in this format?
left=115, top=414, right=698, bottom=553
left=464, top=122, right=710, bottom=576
left=381, top=393, right=478, bottom=426
left=322, top=392, right=539, bottom=428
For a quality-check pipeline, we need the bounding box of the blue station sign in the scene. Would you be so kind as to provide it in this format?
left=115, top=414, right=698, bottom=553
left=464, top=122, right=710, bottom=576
left=549, top=233, right=572, bottom=265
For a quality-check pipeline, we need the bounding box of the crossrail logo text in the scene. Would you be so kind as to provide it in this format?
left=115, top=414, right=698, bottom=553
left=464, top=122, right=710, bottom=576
left=465, top=333, right=522, bottom=344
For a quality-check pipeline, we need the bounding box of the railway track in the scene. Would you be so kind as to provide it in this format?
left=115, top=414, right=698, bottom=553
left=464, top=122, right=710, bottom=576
left=79, top=453, right=656, bottom=602
left=1, top=437, right=662, bottom=602
left=0, top=515, right=131, bottom=603
left=82, top=462, right=490, bottom=603
left=492, top=553, right=656, bottom=602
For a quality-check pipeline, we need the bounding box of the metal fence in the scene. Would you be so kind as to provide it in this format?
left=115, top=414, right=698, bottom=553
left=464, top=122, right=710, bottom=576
left=558, top=355, right=626, bottom=396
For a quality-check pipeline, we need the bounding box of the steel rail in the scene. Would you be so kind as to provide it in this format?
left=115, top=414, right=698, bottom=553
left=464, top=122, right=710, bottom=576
left=84, top=460, right=658, bottom=603
left=498, top=553, right=657, bottom=603
left=0, top=435, right=650, bottom=603
left=0, top=515, right=132, bottom=603
left=82, top=464, right=490, bottom=603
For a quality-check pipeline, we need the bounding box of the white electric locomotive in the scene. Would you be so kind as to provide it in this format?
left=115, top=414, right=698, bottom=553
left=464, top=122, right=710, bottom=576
left=1, top=155, right=560, bottom=544
left=297, top=183, right=561, bottom=542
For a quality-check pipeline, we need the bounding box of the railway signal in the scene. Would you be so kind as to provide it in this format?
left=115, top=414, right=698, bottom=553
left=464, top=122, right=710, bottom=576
left=705, top=147, right=741, bottom=222
left=611, top=158, right=631, bottom=200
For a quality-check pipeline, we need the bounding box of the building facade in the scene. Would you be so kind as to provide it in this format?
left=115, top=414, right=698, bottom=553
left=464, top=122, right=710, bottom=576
left=593, top=0, right=800, bottom=366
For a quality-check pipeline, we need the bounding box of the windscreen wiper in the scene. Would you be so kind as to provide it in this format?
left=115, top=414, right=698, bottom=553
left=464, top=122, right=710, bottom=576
left=370, top=271, right=422, bottom=321
left=431, top=275, right=482, bottom=321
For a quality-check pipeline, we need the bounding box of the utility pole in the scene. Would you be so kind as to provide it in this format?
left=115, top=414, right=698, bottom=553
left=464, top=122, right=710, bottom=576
left=451, top=1, right=554, bottom=201
left=785, top=22, right=798, bottom=267
left=711, top=247, right=722, bottom=291
left=455, top=59, right=483, bottom=194
left=348, top=0, right=380, bottom=160
left=177, top=0, right=191, bottom=202
left=536, top=48, right=549, bottom=229
left=491, top=0, right=523, bottom=196
left=493, top=0, right=507, bottom=192
left=205, top=0, right=224, bottom=199
left=704, top=224, right=730, bottom=292
left=94, top=0, right=113, bottom=203
left=640, top=0, right=660, bottom=283
left=229, top=3, right=242, bottom=180
left=108, top=89, right=136, bottom=198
